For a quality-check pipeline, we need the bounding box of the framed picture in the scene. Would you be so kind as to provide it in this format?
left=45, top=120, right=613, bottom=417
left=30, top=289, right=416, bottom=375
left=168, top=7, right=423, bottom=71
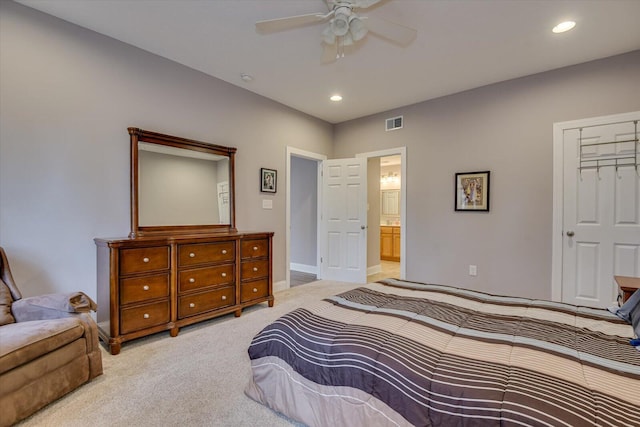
left=260, top=168, right=277, bottom=193
left=455, top=171, right=490, bottom=212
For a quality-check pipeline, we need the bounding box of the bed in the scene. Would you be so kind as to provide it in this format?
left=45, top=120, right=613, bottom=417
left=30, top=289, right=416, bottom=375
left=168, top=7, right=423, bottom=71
left=246, top=279, right=640, bottom=427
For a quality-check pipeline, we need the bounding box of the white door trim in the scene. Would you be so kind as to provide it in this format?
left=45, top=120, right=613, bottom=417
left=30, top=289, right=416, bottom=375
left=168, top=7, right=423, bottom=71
left=551, top=111, right=640, bottom=302
left=286, top=146, right=327, bottom=290
left=356, top=146, right=407, bottom=280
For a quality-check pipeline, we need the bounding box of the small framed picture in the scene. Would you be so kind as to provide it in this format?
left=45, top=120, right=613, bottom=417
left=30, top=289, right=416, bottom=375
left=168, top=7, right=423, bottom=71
left=260, top=168, right=277, bottom=193
left=455, top=171, right=490, bottom=212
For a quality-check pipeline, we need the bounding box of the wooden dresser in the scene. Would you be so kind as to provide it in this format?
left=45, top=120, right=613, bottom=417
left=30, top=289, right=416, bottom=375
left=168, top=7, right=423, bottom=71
left=95, top=232, right=273, bottom=354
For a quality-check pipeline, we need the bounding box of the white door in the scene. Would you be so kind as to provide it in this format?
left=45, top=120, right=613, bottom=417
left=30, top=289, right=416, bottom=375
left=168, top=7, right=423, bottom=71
left=321, top=158, right=367, bottom=283
left=561, top=115, right=640, bottom=308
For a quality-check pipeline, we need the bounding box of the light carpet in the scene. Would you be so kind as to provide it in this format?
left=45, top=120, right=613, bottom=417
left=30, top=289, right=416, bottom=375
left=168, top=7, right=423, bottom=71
left=17, top=280, right=363, bottom=427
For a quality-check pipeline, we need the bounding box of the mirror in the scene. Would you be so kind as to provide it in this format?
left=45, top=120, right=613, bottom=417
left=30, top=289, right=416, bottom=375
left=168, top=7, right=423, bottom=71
left=381, top=189, right=400, bottom=216
left=129, top=128, right=236, bottom=237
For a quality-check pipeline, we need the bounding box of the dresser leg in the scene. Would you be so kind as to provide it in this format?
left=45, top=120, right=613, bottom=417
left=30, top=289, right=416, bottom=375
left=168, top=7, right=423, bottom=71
left=268, top=300, right=274, bottom=307
left=234, top=309, right=242, bottom=317
left=109, top=342, right=121, bottom=356
left=170, top=327, right=180, bottom=337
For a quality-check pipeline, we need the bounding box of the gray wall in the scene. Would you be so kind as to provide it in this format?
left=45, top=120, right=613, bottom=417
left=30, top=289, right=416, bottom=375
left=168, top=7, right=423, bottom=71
left=290, top=156, right=318, bottom=269
left=0, top=2, right=333, bottom=298
left=3, top=1, right=639, bottom=302
left=334, top=50, right=640, bottom=299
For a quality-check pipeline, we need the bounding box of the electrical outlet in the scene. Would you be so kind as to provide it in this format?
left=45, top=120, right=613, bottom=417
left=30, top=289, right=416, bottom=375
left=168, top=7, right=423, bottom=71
left=469, top=265, right=477, bottom=276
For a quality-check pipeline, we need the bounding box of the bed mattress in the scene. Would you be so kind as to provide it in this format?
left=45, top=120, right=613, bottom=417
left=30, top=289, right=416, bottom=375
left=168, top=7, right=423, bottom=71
left=246, top=279, right=640, bottom=426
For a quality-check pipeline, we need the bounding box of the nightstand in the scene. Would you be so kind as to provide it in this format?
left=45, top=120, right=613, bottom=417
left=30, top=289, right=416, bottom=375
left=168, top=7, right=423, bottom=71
left=614, top=276, right=640, bottom=305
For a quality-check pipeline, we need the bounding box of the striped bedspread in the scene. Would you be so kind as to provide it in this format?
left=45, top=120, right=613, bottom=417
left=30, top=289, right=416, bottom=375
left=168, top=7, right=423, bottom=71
left=246, top=279, right=640, bottom=427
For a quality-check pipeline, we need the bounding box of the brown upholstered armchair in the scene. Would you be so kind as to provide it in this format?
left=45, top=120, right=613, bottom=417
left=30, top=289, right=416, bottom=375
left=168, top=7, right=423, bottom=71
left=0, top=247, right=103, bottom=426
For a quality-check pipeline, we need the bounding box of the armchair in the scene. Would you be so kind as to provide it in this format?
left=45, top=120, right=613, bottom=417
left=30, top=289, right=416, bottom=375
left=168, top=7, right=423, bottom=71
left=0, top=247, right=103, bottom=426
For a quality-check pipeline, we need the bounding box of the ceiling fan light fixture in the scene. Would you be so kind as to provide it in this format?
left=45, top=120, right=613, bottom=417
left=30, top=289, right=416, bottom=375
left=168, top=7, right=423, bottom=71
left=349, top=16, right=367, bottom=41
left=322, top=26, right=336, bottom=45
left=331, top=16, right=349, bottom=36
left=341, top=32, right=354, bottom=47
left=331, top=6, right=351, bottom=37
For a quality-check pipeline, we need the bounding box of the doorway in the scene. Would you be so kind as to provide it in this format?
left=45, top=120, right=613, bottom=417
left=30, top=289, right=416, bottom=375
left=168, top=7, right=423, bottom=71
left=357, top=147, right=407, bottom=283
left=367, top=155, right=402, bottom=282
left=286, top=146, right=406, bottom=288
left=286, top=147, right=325, bottom=288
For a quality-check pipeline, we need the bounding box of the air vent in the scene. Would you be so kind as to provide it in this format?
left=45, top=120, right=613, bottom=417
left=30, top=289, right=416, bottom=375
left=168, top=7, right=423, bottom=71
left=385, top=116, right=403, bottom=131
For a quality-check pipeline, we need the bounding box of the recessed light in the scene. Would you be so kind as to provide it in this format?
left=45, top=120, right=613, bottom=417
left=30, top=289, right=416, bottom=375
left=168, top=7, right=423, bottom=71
left=552, top=21, right=576, bottom=34
left=330, top=94, right=343, bottom=102
left=240, top=73, right=253, bottom=82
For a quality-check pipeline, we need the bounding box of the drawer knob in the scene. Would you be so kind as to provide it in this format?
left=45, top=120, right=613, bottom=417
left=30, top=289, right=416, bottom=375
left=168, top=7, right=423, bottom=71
left=253, top=246, right=258, bottom=251
left=221, top=272, right=227, bottom=277
left=189, top=252, right=196, bottom=258
left=189, top=303, right=195, bottom=308
left=143, top=285, right=150, bottom=291
left=143, top=313, right=150, bottom=319
left=222, top=249, right=227, bottom=254
left=253, top=288, right=258, bottom=293
left=221, top=295, right=227, bottom=301
left=253, top=267, right=258, bottom=272
left=143, top=257, right=150, bottom=263
left=189, top=278, right=195, bottom=283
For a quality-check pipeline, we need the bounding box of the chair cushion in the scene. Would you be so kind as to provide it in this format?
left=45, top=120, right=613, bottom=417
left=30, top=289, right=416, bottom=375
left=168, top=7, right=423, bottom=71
left=0, top=318, right=85, bottom=375
left=0, top=279, right=15, bottom=326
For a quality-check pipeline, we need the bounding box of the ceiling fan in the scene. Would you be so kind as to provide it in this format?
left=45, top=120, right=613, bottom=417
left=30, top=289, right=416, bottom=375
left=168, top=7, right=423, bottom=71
left=255, top=0, right=417, bottom=62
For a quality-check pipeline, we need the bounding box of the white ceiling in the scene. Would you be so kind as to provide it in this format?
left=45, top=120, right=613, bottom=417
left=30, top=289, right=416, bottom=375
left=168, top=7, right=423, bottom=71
left=16, top=0, right=640, bottom=124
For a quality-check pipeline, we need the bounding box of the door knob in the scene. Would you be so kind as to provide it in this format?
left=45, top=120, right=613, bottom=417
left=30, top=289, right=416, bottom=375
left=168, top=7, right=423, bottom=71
left=361, top=225, right=366, bottom=230
left=566, top=231, right=575, bottom=237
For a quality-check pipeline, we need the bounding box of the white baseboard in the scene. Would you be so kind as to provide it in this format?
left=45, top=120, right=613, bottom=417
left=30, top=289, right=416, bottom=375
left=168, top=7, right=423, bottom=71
left=290, top=263, right=318, bottom=275
left=367, top=264, right=382, bottom=276
left=273, top=280, right=288, bottom=293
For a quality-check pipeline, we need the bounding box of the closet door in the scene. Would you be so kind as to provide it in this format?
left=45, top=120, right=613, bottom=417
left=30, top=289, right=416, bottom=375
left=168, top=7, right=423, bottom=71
left=561, top=115, right=640, bottom=308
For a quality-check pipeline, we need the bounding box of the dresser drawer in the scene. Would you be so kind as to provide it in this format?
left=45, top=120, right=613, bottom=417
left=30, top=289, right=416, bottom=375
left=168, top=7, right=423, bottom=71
left=178, top=264, right=235, bottom=292
left=241, top=239, right=269, bottom=259
left=120, top=246, right=169, bottom=275
left=241, top=259, right=269, bottom=280
left=120, top=273, right=169, bottom=305
left=179, top=242, right=235, bottom=267
left=241, top=279, right=268, bottom=303
left=120, top=300, right=169, bottom=334
left=178, top=286, right=235, bottom=318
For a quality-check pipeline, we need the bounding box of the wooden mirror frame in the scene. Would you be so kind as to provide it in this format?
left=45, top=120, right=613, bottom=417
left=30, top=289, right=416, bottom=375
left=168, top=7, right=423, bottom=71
left=128, top=127, right=236, bottom=238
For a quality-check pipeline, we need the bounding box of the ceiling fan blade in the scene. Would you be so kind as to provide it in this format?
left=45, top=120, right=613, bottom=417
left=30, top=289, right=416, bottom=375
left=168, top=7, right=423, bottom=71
left=364, top=15, right=417, bottom=46
left=256, top=13, right=330, bottom=33
left=352, top=0, right=383, bottom=9
left=321, top=42, right=338, bottom=64
left=326, top=0, right=382, bottom=9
